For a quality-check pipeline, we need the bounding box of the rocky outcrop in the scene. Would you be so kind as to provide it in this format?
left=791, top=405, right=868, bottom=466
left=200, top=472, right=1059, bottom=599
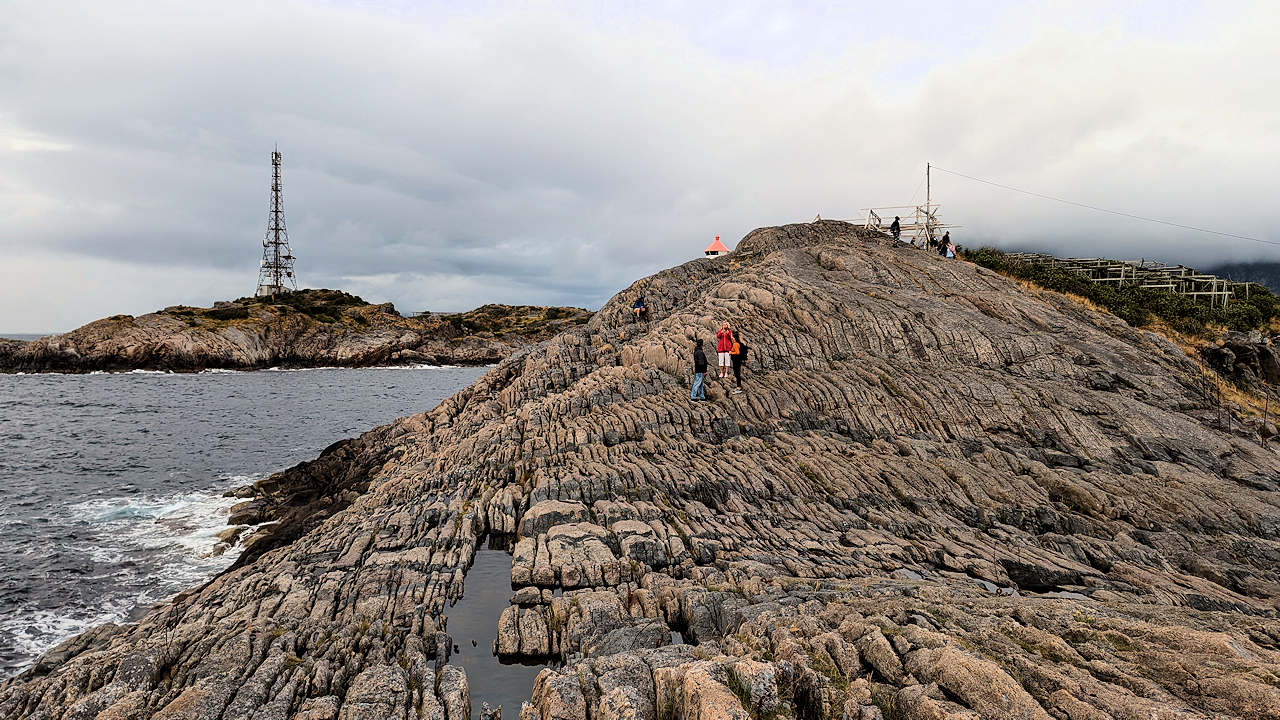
left=5, top=220, right=1280, bottom=719
left=0, top=289, right=591, bottom=373
left=1202, top=331, right=1280, bottom=388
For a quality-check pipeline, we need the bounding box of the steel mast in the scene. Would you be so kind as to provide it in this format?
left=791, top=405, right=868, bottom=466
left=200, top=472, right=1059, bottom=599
left=255, top=148, right=297, bottom=297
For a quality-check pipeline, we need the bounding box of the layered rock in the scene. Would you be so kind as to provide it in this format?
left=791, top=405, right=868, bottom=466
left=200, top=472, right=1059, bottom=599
left=0, top=290, right=591, bottom=373
left=4, top=220, right=1280, bottom=720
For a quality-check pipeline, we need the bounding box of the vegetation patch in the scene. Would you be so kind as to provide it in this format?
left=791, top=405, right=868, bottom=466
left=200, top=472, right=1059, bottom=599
left=967, top=247, right=1280, bottom=336
left=204, top=306, right=250, bottom=321
left=248, top=289, right=370, bottom=323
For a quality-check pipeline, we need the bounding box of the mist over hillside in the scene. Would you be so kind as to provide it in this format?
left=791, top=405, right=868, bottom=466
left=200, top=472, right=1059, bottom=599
left=1205, top=261, right=1280, bottom=293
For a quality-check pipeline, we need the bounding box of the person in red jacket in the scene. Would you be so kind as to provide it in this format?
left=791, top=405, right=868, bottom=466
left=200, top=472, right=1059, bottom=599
left=715, top=322, right=733, bottom=379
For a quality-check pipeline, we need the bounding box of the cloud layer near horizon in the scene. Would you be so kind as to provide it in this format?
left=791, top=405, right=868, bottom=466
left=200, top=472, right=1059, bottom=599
left=1, top=0, right=1276, bottom=332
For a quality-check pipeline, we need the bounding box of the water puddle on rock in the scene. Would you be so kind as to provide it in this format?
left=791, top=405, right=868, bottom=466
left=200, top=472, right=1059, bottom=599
left=446, top=539, right=550, bottom=718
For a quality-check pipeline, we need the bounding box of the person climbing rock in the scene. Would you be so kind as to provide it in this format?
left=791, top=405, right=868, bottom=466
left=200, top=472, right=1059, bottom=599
left=691, top=339, right=708, bottom=401
left=890, top=216, right=901, bottom=241
left=715, top=322, right=733, bottom=379
left=632, top=295, right=648, bottom=322
left=730, top=330, right=748, bottom=393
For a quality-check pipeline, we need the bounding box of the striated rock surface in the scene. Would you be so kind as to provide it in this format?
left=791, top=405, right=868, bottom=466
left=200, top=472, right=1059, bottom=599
left=0, top=289, right=591, bottom=373
left=4, top=220, right=1280, bottom=720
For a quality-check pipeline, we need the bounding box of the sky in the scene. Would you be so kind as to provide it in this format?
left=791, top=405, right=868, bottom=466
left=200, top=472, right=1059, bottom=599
left=1, top=0, right=1277, bottom=333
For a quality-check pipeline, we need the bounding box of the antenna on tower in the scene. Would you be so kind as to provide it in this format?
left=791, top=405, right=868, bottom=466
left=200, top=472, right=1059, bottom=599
left=255, top=148, right=297, bottom=297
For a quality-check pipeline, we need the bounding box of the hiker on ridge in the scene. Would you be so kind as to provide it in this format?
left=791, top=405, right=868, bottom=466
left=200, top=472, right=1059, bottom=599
left=730, top=330, right=749, bottom=394
left=715, top=322, right=734, bottom=380
left=938, top=231, right=950, bottom=257
left=632, top=295, right=648, bottom=321
left=890, top=216, right=901, bottom=241
left=691, top=339, right=708, bottom=401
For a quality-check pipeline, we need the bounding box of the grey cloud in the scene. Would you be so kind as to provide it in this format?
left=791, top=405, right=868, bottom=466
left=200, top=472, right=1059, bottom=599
left=0, top=0, right=1275, bottom=333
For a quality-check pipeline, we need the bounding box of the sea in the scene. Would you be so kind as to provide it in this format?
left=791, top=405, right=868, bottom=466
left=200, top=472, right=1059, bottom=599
left=0, top=364, right=486, bottom=677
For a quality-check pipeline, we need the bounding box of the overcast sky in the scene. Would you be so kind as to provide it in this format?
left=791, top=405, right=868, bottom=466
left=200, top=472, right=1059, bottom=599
left=2, top=0, right=1276, bottom=332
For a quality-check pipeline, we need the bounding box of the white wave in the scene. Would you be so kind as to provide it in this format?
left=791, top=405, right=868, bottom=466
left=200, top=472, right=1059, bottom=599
left=5, top=480, right=268, bottom=673
left=68, top=489, right=243, bottom=563
left=261, top=364, right=461, bottom=372
left=26, top=365, right=468, bottom=377
left=0, top=600, right=134, bottom=663
left=85, top=369, right=175, bottom=376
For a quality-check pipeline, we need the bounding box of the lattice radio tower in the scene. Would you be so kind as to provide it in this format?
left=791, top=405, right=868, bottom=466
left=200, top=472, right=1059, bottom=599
left=255, top=148, right=297, bottom=297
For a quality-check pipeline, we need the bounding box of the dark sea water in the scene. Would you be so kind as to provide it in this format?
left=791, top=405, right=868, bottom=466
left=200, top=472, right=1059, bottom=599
left=0, top=365, right=486, bottom=676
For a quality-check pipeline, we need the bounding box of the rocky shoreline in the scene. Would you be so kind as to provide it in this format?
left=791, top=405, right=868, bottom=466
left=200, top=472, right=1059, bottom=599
left=0, top=291, right=591, bottom=374
left=4, top=220, right=1280, bottom=719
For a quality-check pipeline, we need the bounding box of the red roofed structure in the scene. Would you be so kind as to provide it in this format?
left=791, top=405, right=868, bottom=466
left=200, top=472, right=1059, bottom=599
left=704, top=235, right=730, bottom=257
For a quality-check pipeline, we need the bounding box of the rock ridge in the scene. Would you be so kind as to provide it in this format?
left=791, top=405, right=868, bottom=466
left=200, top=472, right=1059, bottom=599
left=0, top=290, right=591, bottom=373
left=3, top=220, right=1280, bottom=719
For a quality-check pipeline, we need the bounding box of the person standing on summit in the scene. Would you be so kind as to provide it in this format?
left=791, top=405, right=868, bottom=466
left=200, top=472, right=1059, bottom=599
left=890, top=216, right=901, bottom=242
left=716, top=322, right=733, bottom=379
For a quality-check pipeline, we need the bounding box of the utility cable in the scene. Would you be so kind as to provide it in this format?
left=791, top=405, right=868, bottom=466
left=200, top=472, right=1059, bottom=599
left=908, top=170, right=926, bottom=206
left=930, top=165, right=1280, bottom=247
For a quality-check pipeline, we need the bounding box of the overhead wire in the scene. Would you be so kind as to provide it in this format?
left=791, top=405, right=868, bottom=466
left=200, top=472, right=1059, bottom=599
left=907, top=170, right=927, bottom=206
left=930, top=165, right=1280, bottom=248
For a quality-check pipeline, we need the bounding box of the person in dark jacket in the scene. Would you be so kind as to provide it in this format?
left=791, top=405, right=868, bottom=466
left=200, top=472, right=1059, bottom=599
left=691, top=339, right=708, bottom=401
left=890, top=216, right=901, bottom=241
left=730, top=331, right=749, bottom=393
left=632, top=295, right=648, bottom=321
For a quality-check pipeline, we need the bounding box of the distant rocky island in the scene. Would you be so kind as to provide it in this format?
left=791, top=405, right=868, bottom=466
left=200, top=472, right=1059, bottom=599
left=0, top=289, right=591, bottom=373
left=5, top=221, right=1280, bottom=719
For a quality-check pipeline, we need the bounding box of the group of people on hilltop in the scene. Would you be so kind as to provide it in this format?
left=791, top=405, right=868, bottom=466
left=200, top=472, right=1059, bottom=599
left=889, top=215, right=956, bottom=257
left=933, top=231, right=956, bottom=258
left=691, top=322, right=748, bottom=401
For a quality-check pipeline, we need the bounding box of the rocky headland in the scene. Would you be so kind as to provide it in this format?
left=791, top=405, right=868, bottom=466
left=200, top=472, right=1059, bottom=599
left=4, top=220, right=1280, bottom=719
left=0, top=290, right=591, bottom=373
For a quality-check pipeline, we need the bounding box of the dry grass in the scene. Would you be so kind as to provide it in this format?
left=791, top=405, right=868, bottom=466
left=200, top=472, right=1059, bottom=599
left=1009, top=277, right=1110, bottom=316
left=1221, top=380, right=1272, bottom=418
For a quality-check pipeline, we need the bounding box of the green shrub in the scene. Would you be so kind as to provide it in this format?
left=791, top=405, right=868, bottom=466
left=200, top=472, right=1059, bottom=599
left=967, top=248, right=1279, bottom=337
left=248, top=289, right=368, bottom=323
left=204, top=306, right=249, bottom=321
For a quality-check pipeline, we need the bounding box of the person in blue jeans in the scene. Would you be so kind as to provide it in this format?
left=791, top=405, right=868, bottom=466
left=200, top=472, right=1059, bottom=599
left=691, top=339, right=708, bottom=401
